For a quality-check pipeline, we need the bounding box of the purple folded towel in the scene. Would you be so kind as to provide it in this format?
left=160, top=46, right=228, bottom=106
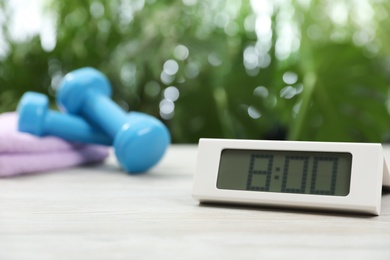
left=0, top=112, right=109, bottom=177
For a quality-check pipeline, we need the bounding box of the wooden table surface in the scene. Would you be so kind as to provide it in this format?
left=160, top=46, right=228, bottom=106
left=1, top=144, right=390, bottom=259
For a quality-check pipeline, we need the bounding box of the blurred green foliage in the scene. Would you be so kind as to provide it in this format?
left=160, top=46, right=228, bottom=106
left=0, top=0, right=390, bottom=143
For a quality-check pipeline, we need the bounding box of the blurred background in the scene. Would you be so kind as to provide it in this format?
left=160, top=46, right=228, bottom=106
left=0, top=0, right=390, bottom=143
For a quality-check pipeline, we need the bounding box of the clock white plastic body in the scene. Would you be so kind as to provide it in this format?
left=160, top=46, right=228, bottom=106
left=193, top=138, right=390, bottom=215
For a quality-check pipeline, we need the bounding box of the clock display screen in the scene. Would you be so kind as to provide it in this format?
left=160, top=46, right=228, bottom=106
left=217, top=149, right=352, bottom=196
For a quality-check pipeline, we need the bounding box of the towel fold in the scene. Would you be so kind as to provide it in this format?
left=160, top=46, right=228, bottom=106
left=0, top=112, right=109, bottom=177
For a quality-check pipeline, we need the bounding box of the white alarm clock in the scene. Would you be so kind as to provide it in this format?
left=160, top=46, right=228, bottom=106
left=192, top=138, right=390, bottom=215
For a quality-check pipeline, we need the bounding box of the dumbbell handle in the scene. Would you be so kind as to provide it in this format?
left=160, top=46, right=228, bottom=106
left=82, top=90, right=128, bottom=138
left=43, top=110, right=112, bottom=145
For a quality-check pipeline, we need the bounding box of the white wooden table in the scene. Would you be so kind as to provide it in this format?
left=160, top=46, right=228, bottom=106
left=1, top=144, right=390, bottom=259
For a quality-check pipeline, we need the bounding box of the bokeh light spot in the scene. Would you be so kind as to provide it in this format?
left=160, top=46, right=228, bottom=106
left=164, top=86, right=180, bottom=101
left=185, top=62, right=200, bottom=78
left=282, top=71, right=298, bottom=85
left=163, top=59, right=179, bottom=76
left=174, top=44, right=189, bottom=61
left=253, top=86, right=269, bottom=98
left=248, top=106, right=261, bottom=119
left=159, top=99, right=175, bottom=119
left=280, top=86, right=297, bottom=99
left=90, top=2, right=105, bottom=18
left=208, top=52, right=222, bottom=67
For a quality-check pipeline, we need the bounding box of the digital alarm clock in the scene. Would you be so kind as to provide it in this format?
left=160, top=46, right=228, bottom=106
left=192, top=138, right=390, bottom=215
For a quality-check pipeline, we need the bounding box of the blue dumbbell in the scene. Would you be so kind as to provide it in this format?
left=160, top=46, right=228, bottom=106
left=56, top=67, right=171, bottom=173
left=18, top=91, right=112, bottom=145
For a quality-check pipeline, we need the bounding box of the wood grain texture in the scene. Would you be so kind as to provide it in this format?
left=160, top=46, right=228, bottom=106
left=1, top=144, right=390, bottom=260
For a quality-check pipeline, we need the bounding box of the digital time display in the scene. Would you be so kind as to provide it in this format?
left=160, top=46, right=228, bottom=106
left=217, top=149, right=353, bottom=196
